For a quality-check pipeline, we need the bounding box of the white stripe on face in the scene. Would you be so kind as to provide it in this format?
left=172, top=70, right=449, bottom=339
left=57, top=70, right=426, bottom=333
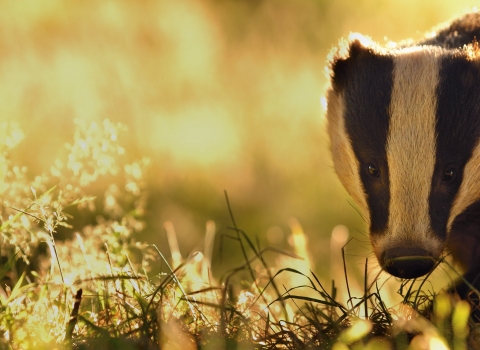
left=373, top=47, right=443, bottom=256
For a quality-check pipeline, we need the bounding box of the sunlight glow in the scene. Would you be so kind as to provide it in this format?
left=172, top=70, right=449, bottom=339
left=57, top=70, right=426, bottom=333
left=0, top=1, right=475, bottom=347
left=150, top=105, right=240, bottom=166
left=339, top=319, right=372, bottom=344
left=428, top=337, right=449, bottom=350
left=164, top=221, right=182, bottom=267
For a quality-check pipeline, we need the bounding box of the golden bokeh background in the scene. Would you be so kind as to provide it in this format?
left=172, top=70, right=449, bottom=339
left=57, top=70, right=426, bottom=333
left=3, top=0, right=478, bottom=281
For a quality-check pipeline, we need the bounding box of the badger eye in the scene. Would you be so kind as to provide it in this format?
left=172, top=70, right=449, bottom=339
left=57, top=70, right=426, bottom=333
left=367, top=164, right=380, bottom=178
left=442, top=167, right=456, bottom=182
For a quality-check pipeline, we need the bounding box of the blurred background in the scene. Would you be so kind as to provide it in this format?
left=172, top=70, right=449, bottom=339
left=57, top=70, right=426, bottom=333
left=2, top=0, right=478, bottom=286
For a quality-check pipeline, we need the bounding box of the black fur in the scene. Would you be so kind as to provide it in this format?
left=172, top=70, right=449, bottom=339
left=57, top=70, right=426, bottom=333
left=331, top=42, right=393, bottom=235
left=449, top=199, right=480, bottom=320
left=430, top=54, right=480, bottom=241
left=420, top=12, right=480, bottom=48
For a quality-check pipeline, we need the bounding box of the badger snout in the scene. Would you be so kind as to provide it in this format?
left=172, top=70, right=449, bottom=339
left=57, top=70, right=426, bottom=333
left=380, top=247, right=435, bottom=279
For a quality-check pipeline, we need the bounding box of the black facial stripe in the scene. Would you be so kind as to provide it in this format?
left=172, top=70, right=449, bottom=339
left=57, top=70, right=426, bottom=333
left=430, top=53, right=480, bottom=240
left=448, top=199, right=480, bottom=276
left=339, top=50, right=393, bottom=234
left=450, top=199, right=480, bottom=241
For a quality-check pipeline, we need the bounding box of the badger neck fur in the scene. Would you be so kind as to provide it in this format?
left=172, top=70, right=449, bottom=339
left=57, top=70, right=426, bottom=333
left=326, top=13, right=480, bottom=293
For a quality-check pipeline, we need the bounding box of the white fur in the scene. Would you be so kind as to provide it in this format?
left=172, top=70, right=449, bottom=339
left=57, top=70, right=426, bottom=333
left=373, top=47, right=444, bottom=258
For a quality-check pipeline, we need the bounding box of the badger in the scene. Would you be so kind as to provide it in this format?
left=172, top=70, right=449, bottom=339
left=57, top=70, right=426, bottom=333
left=326, top=12, right=480, bottom=304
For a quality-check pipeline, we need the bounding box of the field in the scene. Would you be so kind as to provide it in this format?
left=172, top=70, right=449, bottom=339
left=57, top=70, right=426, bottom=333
left=0, top=1, right=479, bottom=349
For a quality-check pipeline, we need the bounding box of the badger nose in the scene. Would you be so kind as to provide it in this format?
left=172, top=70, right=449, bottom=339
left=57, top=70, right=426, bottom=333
left=380, top=248, right=435, bottom=279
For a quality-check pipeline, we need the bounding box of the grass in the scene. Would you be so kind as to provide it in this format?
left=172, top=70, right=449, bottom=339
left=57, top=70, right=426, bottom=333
left=0, top=120, right=473, bottom=350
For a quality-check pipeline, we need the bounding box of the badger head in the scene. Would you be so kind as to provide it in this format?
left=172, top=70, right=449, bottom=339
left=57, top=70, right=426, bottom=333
left=326, top=36, right=480, bottom=279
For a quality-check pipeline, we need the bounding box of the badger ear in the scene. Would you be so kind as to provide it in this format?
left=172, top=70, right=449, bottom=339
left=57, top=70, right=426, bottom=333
left=328, top=34, right=380, bottom=90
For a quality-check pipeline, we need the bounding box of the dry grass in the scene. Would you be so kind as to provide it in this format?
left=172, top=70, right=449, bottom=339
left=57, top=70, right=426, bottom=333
left=0, top=120, right=473, bottom=350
